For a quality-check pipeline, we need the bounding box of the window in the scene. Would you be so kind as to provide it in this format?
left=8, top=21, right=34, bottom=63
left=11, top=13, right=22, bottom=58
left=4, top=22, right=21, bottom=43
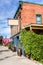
left=36, top=14, right=41, bottom=24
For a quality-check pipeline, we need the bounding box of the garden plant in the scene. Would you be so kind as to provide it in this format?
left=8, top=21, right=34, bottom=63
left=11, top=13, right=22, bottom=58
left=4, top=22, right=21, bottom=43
left=20, top=29, right=43, bottom=63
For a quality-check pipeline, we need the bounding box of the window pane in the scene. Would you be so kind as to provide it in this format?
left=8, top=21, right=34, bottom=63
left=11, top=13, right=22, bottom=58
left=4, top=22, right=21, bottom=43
left=37, top=17, right=41, bottom=21
left=36, top=15, right=41, bottom=24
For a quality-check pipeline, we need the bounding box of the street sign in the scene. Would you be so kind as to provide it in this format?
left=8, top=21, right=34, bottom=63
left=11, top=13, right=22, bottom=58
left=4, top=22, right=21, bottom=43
left=8, top=19, right=19, bottom=26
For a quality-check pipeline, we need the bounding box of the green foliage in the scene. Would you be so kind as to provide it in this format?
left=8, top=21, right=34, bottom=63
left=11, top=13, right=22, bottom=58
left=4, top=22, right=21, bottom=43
left=20, top=29, right=43, bottom=63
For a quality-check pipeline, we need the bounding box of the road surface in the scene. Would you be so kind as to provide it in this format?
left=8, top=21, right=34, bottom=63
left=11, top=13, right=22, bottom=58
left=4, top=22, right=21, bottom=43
left=0, top=46, right=42, bottom=65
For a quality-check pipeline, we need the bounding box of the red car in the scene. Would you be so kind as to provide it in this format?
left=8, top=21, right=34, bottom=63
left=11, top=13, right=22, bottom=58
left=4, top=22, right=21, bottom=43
left=3, top=38, right=10, bottom=45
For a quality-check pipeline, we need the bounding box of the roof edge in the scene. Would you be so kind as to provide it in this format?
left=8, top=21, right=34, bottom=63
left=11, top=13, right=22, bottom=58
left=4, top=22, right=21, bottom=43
left=10, top=32, right=20, bottom=38
left=14, top=1, right=23, bottom=19
left=14, top=1, right=43, bottom=19
left=19, top=1, right=43, bottom=6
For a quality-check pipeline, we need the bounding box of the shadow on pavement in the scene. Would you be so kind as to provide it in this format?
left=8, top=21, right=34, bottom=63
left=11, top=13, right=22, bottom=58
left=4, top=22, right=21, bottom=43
left=0, top=54, right=16, bottom=61
left=0, top=50, right=9, bottom=52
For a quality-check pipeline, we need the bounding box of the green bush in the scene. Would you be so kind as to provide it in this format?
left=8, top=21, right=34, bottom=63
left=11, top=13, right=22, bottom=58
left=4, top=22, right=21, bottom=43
left=20, top=29, right=43, bottom=63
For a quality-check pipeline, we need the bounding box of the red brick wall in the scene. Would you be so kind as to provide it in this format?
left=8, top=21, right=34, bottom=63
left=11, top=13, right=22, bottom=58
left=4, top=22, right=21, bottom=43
left=21, top=3, right=43, bottom=27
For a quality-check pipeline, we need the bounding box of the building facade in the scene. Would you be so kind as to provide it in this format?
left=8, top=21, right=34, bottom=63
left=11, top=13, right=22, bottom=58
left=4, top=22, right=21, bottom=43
left=14, top=1, right=43, bottom=34
left=8, top=1, right=43, bottom=52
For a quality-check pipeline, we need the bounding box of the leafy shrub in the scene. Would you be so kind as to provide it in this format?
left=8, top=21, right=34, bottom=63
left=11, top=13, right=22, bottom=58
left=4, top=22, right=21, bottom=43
left=20, top=29, right=43, bottom=63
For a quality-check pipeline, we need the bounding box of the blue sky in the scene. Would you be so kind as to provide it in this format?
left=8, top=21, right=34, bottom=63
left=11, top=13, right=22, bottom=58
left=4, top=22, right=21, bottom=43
left=0, top=0, right=43, bottom=38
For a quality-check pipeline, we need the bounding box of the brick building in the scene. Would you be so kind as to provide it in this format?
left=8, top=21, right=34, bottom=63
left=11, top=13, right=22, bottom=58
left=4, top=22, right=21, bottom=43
left=14, top=1, right=43, bottom=34
left=8, top=1, right=43, bottom=51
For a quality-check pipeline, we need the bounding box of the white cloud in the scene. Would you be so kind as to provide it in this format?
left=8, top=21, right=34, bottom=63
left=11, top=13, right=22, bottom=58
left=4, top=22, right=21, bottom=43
left=0, top=19, right=10, bottom=38
left=0, top=20, right=8, bottom=28
left=0, top=27, right=10, bottom=37
left=0, top=0, right=12, bottom=6
left=0, top=28, right=10, bottom=34
left=0, top=0, right=19, bottom=38
left=4, top=0, right=12, bottom=4
left=0, top=1, right=18, bottom=20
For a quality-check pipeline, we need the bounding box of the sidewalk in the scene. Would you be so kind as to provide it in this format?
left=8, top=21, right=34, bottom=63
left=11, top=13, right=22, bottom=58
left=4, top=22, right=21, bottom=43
left=0, top=46, right=42, bottom=65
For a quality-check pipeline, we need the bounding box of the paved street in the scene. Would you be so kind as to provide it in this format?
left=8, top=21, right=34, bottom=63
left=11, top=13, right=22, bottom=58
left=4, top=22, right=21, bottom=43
left=0, top=46, right=42, bottom=65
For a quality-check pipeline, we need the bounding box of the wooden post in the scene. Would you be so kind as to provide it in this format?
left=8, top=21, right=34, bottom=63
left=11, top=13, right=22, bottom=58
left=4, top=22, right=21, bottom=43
left=30, top=25, right=32, bottom=31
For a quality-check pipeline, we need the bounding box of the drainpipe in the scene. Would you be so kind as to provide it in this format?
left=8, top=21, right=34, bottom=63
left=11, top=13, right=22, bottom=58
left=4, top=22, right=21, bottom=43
left=19, top=17, right=22, bottom=30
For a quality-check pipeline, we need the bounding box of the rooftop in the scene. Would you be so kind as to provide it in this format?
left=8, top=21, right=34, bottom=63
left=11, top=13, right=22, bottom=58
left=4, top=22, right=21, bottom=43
left=19, top=1, right=43, bottom=6
left=14, top=1, right=43, bottom=18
